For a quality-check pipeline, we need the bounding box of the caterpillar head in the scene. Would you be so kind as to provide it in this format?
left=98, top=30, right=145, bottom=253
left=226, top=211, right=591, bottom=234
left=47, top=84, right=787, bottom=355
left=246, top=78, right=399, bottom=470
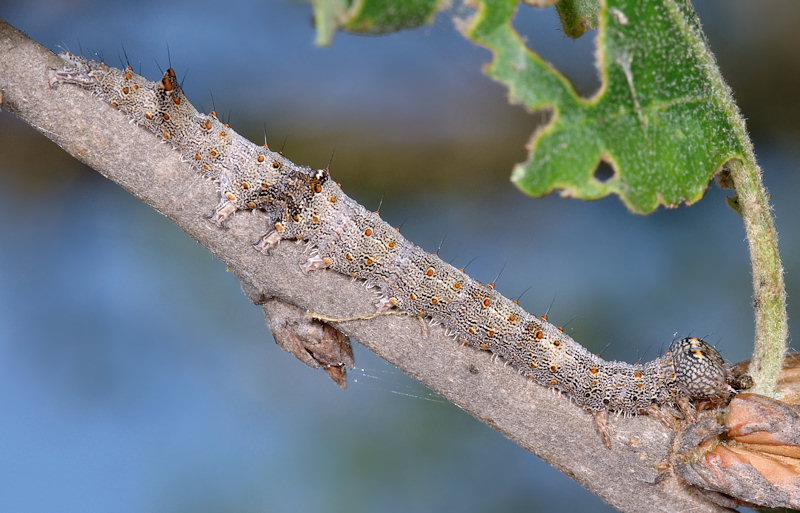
left=671, top=337, right=733, bottom=400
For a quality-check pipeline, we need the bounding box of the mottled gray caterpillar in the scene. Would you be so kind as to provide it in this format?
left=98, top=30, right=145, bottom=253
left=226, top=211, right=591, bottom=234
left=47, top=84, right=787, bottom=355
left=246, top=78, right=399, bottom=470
left=49, top=53, right=737, bottom=437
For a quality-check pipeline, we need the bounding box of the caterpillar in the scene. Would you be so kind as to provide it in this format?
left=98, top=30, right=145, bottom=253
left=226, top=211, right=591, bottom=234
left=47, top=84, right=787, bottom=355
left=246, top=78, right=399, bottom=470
left=49, top=53, right=737, bottom=436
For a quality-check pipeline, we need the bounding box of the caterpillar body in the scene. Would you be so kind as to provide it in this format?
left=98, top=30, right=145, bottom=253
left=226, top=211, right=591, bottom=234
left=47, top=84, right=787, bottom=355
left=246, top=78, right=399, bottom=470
left=49, top=53, right=735, bottom=422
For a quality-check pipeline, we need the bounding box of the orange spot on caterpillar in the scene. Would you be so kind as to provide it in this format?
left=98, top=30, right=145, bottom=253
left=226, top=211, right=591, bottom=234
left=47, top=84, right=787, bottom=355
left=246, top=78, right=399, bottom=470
left=274, top=222, right=285, bottom=232
left=549, top=379, right=558, bottom=386
left=481, top=297, right=490, bottom=308
left=210, top=150, right=217, bottom=157
left=558, top=326, right=564, bottom=332
left=203, top=164, right=210, bottom=171
left=540, top=314, right=548, bottom=321
left=468, top=327, right=476, bottom=335
left=203, top=120, right=212, bottom=130
left=350, top=272, right=358, bottom=278
left=111, top=101, right=118, bottom=107
left=133, top=85, right=139, bottom=90
left=271, top=162, right=280, bottom=169
left=488, top=282, right=495, bottom=289
left=508, top=314, right=517, bottom=322
left=323, top=257, right=332, bottom=265
left=534, top=330, right=544, bottom=340
left=247, top=201, right=256, bottom=208
left=329, top=196, right=336, bottom=203
left=122, top=86, right=129, bottom=94
left=453, top=282, right=462, bottom=290
left=480, top=342, right=489, bottom=349
left=219, top=131, right=227, bottom=137
left=124, top=71, right=132, bottom=80
left=395, top=227, right=400, bottom=232
left=589, top=366, right=599, bottom=375
left=261, top=183, right=268, bottom=189
left=209, top=110, right=217, bottom=118
left=257, top=155, right=265, bottom=163
left=173, top=97, right=181, bottom=106
left=487, top=329, right=495, bottom=337
left=637, top=382, right=644, bottom=388
left=364, top=228, right=373, bottom=236
left=241, top=182, right=250, bottom=189
left=345, top=253, right=353, bottom=261
left=225, top=123, right=230, bottom=128
left=225, top=192, right=236, bottom=201
left=162, top=131, right=171, bottom=139
left=388, top=297, right=398, bottom=306
left=634, top=371, right=643, bottom=379
left=145, top=112, right=153, bottom=120
left=292, top=214, right=300, bottom=222
left=530, top=362, right=538, bottom=369
left=553, top=340, right=560, bottom=347
left=410, top=293, right=418, bottom=300
left=126, top=65, right=133, bottom=71
left=550, top=365, right=558, bottom=373
left=387, top=241, right=395, bottom=249
left=430, top=297, right=439, bottom=305
left=312, top=216, right=320, bottom=223
left=313, top=184, right=322, bottom=194
left=426, top=267, right=435, bottom=277
left=161, top=75, right=173, bottom=91
left=194, top=154, right=201, bottom=160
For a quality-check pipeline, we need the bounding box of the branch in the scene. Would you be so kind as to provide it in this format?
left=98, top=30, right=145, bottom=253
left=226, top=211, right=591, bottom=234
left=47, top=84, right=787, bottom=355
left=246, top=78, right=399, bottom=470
left=0, top=19, right=725, bottom=512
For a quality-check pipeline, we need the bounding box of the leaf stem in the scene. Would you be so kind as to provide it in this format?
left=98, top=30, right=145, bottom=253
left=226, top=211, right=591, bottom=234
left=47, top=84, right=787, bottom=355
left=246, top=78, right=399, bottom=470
left=726, top=158, right=787, bottom=397
left=680, top=0, right=789, bottom=396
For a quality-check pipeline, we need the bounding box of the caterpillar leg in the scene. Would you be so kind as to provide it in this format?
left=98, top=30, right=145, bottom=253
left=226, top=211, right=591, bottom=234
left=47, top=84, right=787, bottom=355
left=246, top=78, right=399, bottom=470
left=376, top=296, right=398, bottom=313
left=209, top=199, right=238, bottom=227
left=593, top=410, right=612, bottom=449
left=646, top=404, right=677, bottom=430
left=676, top=396, right=697, bottom=423
left=254, top=229, right=283, bottom=255
left=300, top=254, right=330, bottom=273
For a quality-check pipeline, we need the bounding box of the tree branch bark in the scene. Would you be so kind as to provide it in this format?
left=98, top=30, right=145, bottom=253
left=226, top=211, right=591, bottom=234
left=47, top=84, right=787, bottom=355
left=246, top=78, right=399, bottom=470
left=0, top=19, right=725, bottom=512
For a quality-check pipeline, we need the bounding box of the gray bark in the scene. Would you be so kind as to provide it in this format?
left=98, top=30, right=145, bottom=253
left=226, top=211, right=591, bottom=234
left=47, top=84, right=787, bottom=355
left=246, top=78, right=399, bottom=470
left=0, top=19, right=726, bottom=512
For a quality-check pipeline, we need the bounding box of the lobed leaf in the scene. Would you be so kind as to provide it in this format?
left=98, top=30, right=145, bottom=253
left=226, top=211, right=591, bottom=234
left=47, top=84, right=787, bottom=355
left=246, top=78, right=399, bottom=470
left=466, top=0, right=747, bottom=213
left=311, top=0, right=445, bottom=46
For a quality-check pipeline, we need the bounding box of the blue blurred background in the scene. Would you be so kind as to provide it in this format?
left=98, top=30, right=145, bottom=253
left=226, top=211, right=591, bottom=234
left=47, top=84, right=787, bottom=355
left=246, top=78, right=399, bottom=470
left=1, top=1, right=798, bottom=511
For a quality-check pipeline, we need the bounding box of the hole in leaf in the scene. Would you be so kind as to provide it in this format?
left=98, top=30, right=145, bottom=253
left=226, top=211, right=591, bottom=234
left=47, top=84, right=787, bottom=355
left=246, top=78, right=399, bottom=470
left=593, top=161, right=615, bottom=183
left=511, top=6, right=602, bottom=98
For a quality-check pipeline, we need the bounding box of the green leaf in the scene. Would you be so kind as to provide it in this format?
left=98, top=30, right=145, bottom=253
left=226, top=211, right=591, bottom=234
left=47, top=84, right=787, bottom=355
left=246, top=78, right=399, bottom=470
left=466, top=0, right=747, bottom=214
left=311, top=0, right=445, bottom=46
left=555, top=0, right=600, bottom=38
